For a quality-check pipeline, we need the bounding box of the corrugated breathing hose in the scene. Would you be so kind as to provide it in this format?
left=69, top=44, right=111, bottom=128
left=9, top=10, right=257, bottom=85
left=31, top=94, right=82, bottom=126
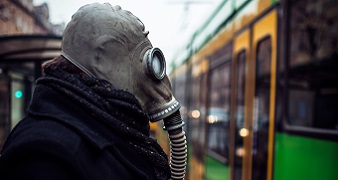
left=163, top=110, right=187, bottom=180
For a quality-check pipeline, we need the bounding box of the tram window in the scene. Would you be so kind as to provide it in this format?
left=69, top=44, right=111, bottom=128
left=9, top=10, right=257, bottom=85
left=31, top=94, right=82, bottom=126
left=252, top=37, right=272, bottom=180
left=188, top=73, right=205, bottom=163
left=236, top=50, right=246, bottom=129
left=207, top=61, right=231, bottom=162
left=174, top=72, right=187, bottom=120
left=287, top=0, right=338, bottom=131
left=233, top=50, right=246, bottom=180
left=257, top=37, right=271, bottom=78
left=289, top=0, right=338, bottom=68
left=288, top=90, right=314, bottom=127
left=189, top=75, right=199, bottom=143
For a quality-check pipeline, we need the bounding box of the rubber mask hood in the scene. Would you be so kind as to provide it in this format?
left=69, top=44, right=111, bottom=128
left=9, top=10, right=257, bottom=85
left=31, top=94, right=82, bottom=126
left=61, top=3, right=179, bottom=122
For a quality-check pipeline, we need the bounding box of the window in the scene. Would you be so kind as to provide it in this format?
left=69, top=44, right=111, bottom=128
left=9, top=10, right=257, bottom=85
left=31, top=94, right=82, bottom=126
left=287, top=0, right=338, bottom=131
left=0, top=76, right=10, bottom=151
left=173, top=68, right=188, bottom=126
left=252, top=37, right=272, bottom=180
left=289, top=0, right=338, bottom=67
left=188, top=64, right=207, bottom=163
left=1, top=5, right=9, bottom=21
left=207, top=61, right=231, bottom=161
left=257, top=37, right=271, bottom=77
left=233, top=50, right=246, bottom=180
left=16, top=16, right=22, bottom=30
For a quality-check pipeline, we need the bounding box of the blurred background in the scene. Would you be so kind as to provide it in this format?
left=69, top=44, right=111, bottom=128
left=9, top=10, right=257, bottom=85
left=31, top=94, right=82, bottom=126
left=32, top=0, right=220, bottom=67
left=1, top=0, right=338, bottom=180
left=1, top=0, right=220, bottom=67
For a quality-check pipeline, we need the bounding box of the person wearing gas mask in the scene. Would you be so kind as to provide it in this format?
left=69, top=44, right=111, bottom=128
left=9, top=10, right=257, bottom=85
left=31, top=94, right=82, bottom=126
left=0, top=3, right=186, bottom=180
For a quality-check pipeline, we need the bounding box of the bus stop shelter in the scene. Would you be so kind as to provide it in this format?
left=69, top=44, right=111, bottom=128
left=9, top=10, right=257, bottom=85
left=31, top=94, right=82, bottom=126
left=0, top=35, right=62, bottom=150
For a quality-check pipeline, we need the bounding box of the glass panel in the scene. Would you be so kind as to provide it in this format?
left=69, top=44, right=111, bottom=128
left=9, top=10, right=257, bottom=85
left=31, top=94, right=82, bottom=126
left=200, top=73, right=207, bottom=150
left=9, top=72, right=25, bottom=129
left=252, top=37, right=272, bottom=180
left=233, top=50, right=246, bottom=180
left=187, top=65, right=208, bottom=179
left=174, top=71, right=188, bottom=123
left=288, top=0, right=338, bottom=131
left=289, top=0, right=338, bottom=67
left=207, top=61, right=231, bottom=161
left=257, top=38, right=271, bottom=77
left=189, top=74, right=204, bottom=163
left=11, top=80, right=25, bottom=129
left=0, top=77, right=10, bottom=151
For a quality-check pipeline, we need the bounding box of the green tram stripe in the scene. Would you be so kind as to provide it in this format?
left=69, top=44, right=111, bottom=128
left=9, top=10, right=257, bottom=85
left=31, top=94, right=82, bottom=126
left=274, top=133, right=338, bottom=180
left=205, top=155, right=229, bottom=180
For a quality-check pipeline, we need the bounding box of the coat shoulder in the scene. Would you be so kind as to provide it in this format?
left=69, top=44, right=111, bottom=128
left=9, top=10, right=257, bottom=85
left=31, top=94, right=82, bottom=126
left=3, top=116, right=83, bottom=154
left=0, top=117, right=89, bottom=180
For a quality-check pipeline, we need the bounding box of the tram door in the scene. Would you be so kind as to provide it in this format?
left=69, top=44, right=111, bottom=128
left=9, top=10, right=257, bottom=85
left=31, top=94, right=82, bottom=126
left=188, top=59, right=208, bottom=180
left=248, top=10, right=277, bottom=180
left=231, top=9, right=277, bottom=180
left=230, top=29, right=250, bottom=180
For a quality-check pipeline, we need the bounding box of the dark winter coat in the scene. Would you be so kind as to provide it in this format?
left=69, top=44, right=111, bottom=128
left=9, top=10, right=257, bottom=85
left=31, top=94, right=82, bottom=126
left=0, top=69, right=170, bottom=180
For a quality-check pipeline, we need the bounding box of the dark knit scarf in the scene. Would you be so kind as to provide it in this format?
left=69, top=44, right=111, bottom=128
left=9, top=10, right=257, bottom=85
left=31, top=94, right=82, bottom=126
left=37, top=67, right=171, bottom=180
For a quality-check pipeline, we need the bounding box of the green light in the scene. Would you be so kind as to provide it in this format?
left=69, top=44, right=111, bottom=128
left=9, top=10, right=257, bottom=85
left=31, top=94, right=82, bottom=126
left=15, top=90, right=23, bottom=99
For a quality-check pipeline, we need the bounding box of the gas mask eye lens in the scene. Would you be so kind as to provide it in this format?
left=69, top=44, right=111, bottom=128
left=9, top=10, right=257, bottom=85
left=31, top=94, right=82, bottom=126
left=146, top=48, right=166, bottom=80
left=152, top=55, right=162, bottom=76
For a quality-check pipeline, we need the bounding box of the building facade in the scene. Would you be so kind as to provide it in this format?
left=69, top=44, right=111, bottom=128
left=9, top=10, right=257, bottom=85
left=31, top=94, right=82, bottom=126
left=0, top=0, right=64, bottom=35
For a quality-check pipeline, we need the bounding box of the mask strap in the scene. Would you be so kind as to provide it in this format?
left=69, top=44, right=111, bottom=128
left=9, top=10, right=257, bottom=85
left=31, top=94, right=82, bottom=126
left=61, top=51, right=96, bottom=77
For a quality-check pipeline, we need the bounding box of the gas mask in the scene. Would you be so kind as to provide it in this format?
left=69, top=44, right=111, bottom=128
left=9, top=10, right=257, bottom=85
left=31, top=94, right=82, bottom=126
left=61, top=3, right=186, bottom=179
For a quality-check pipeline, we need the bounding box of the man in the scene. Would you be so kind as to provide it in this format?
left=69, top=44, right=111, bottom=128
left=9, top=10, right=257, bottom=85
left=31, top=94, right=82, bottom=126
left=0, top=3, right=185, bottom=180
